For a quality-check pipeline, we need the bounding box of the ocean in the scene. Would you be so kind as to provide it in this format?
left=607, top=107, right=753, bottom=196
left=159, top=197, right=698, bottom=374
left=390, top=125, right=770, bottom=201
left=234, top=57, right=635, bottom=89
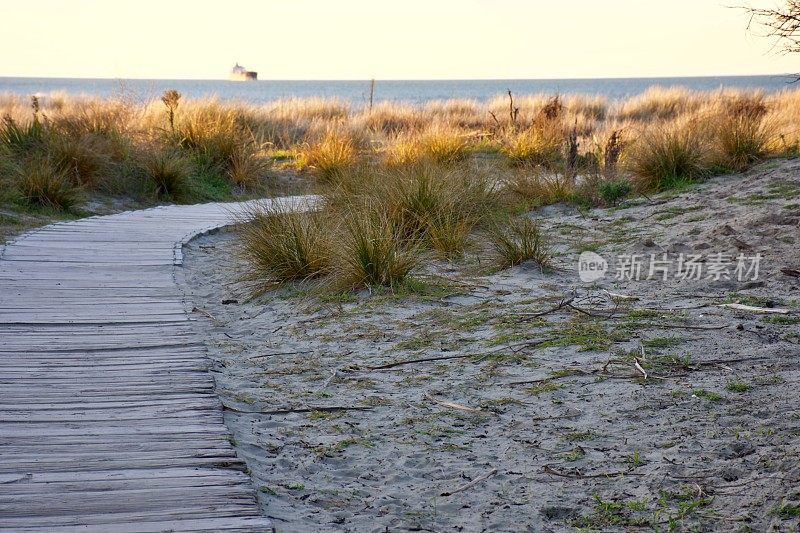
left=0, top=75, right=795, bottom=106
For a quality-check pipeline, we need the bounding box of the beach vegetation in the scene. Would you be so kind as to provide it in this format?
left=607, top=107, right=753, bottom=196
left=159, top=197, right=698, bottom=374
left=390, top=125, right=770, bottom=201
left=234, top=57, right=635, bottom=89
left=336, top=203, right=418, bottom=288
left=488, top=216, right=551, bottom=269
left=13, top=156, right=81, bottom=211
left=237, top=202, right=331, bottom=290
left=296, top=128, right=358, bottom=183
left=626, top=120, right=712, bottom=191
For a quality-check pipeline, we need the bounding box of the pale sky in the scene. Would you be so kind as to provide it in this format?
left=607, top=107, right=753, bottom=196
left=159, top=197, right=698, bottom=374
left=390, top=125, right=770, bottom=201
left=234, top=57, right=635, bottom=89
left=0, top=0, right=794, bottom=79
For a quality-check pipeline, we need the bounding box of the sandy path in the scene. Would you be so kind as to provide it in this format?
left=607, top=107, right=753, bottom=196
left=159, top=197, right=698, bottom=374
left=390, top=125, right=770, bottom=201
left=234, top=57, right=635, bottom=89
left=184, top=161, right=799, bottom=532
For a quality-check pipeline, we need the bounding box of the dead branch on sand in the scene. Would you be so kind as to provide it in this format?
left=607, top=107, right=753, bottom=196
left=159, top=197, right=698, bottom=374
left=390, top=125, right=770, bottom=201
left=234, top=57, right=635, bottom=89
left=441, top=468, right=498, bottom=496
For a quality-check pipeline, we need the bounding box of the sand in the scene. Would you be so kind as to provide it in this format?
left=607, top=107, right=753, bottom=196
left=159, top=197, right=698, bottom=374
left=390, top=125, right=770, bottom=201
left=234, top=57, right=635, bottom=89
left=182, top=160, right=800, bottom=532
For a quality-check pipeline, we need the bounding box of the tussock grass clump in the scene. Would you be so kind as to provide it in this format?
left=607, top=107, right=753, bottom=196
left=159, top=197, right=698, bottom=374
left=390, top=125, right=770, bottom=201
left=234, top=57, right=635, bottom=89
left=339, top=206, right=418, bottom=287
left=383, top=134, right=422, bottom=169
left=264, top=97, right=350, bottom=122
left=174, top=101, right=238, bottom=152
left=172, top=101, right=265, bottom=186
left=626, top=121, right=712, bottom=191
left=714, top=95, right=774, bottom=171
left=322, top=163, right=493, bottom=261
left=1, top=114, right=45, bottom=153
left=227, top=144, right=266, bottom=189
left=337, top=205, right=418, bottom=287
left=298, top=130, right=358, bottom=182
left=139, top=148, right=192, bottom=200
left=360, top=102, right=428, bottom=133
left=51, top=99, right=132, bottom=137
left=48, top=133, right=112, bottom=187
left=411, top=125, right=472, bottom=166
left=384, top=164, right=493, bottom=254
left=383, top=126, right=472, bottom=168
left=507, top=172, right=576, bottom=206
left=238, top=203, right=331, bottom=288
left=489, top=217, right=550, bottom=269
left=501, top=121, right=564, bottom=167
left=616, top=86, right=704, bottom=122
left=14, top=157, right=81, bottom=210
left=385, top=165, right=447, bottom=239
left=426, top=201, right=479, bottom=259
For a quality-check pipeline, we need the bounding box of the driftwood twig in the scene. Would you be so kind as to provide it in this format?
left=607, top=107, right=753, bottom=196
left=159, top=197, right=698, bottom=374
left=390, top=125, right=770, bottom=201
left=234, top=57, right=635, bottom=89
left=425, top=394, right=483, bottom=413
left=441, top=468, right=498, bottom=496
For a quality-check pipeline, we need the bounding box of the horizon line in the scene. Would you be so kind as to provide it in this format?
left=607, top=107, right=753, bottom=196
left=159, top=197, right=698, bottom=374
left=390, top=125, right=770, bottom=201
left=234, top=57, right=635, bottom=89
left=0, top=73, right=795, bottom=83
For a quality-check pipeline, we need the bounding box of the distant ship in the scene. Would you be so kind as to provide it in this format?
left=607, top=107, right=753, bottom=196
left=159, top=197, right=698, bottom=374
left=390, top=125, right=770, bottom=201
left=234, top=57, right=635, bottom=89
left=230, top=63, right=257, bottom=81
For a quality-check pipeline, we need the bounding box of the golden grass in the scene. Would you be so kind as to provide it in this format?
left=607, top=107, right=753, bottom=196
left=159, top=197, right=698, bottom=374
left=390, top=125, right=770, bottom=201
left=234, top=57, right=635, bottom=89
left=2, top=85, right=799, bottom=215
left=713, top=94, right=775, bottom=171
left=297, top=129, right=358, bottom=182
left=237, top=202, right=331, bottom=289
left=625, top=119, right=713, bottom=191
left=615, top=86, right=708, bottom=122
left=506, top=171, right=577, bottom=206
left=501, top=122, right=564, bottom=168
left=48, top=133, right=113, bottom=187
left=336, top=204, right=418, bottom=288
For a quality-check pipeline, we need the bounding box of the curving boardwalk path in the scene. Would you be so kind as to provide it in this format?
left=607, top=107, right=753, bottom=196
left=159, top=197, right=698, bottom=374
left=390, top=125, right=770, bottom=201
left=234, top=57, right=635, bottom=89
left=0, top=197, right=314, bottom=532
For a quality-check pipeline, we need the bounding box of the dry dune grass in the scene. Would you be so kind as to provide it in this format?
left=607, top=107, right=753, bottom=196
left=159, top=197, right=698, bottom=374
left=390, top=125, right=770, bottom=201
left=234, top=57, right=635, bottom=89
left=2, top=86, right=799, bottom=216
left=3, top=86, right=797, bottom=294
left=238, top=161, right=504, bottom=290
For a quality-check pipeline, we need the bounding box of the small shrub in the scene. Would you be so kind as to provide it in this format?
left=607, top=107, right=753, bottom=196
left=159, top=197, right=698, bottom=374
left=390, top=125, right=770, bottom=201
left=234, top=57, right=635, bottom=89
left=598, top=179, right=632, bottom=206
left=14, top=157, right=81, bottom=210
left=238, top=203, right=330, bottom=289
left=140, top=149, right=192, bottom=200
left=726, top=381, right=749, bottom=393
left=489, top=217, right=550, bottom=269
left=336, top=205, right=418, bottom=287
left=298, top=130, right=357, bottom=182
left=602, top=129, right=624, bottom=178
left=626, top=121, right=712, bottom=191
left=161, top=89, right=181, bottom=133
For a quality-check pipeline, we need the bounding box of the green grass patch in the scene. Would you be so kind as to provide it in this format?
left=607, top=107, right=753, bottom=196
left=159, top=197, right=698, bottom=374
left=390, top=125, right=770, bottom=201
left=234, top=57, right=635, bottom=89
left=726, top=381, right=750, bottom=393
left=643, top=336, right=686, bottom=349
left=692, top=389, right=725, bottom=401
left=762, top=315, right=800, bottom=325
left=526, top=382, right=561, bottom=396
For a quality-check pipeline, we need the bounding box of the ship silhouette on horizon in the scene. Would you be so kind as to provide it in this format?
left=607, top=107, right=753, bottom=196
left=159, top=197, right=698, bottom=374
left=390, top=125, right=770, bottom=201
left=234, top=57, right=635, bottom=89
left=230, top=63, right=257, bottom=81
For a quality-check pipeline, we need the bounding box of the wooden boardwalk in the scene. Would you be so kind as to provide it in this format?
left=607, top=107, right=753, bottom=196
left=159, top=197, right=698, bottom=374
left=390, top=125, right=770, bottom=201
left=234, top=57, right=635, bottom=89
left=0, top=198, right=313, bottom=532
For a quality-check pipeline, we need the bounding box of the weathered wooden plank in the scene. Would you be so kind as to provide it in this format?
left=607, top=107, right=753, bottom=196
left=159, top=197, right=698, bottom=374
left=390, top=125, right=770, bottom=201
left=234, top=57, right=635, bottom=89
left=0, top=467, right=251, bottom=483
left=0, top=513, right=270, bottom=532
